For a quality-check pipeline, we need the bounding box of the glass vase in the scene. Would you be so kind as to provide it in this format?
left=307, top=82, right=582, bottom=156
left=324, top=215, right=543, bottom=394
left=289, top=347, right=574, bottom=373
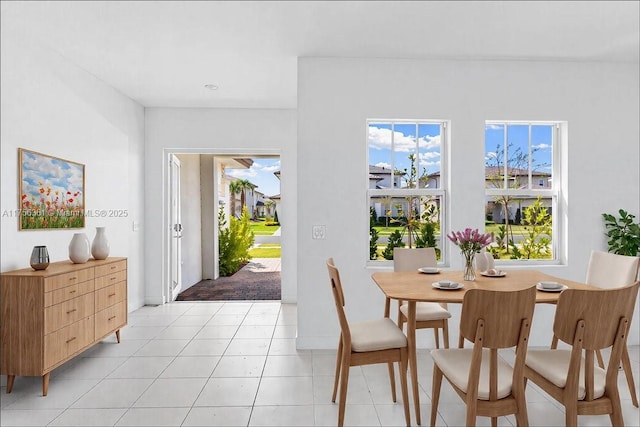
left=463, top=252, right=476, bottom=281
left=30, top=246, right=50, bottom=270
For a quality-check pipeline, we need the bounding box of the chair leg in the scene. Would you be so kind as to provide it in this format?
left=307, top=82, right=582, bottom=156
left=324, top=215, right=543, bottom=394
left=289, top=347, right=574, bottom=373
left=465, top=398, right=478, bottom=427
left=564, top=401, right=578, bottom=427
left=442, top=321, right=450, bottom=349
left=399, top=351, right=411, bottom=427
left=433, top=328, right=440, bottom=349
left=608, top=387, right=624, bottom=426
left=430, top=365, right=443, bottom=427
left=621, top=346, right=639, bottom=407
left=337, top=351, right=351, bottom=427
left=491, top=416, right=497, bottom=427
left=550, top=334, right=559, bottom=349
left=387, top=362, right=397, bottom=402
left=514, top=379, right=529, bottom=426
left=332, top=338, right=343, bottom=402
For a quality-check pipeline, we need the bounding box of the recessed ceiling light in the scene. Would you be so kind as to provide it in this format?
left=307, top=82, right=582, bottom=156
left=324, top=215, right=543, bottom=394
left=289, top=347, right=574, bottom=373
left=204, top=84, right=218, bottom=90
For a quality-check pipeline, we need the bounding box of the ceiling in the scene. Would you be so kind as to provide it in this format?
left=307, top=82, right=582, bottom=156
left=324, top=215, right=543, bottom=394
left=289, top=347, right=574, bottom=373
left=2, top=1, right=638, bottom=109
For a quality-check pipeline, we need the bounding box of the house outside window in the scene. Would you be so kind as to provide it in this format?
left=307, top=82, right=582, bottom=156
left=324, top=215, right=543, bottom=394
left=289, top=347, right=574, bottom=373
left=367, top=120, right=447, bottom=263
left=484, top=121, right=563, bottom=262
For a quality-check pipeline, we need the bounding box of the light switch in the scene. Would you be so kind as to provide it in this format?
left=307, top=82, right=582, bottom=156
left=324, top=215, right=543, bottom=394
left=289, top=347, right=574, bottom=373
left=312, top=225, right=326, bottom=240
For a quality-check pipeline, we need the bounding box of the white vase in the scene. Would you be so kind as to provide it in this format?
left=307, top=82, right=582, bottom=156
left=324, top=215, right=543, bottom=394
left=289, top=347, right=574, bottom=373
left=91, top=227, right=110, bottom=260
left=69, top=233, right=91, bottom=264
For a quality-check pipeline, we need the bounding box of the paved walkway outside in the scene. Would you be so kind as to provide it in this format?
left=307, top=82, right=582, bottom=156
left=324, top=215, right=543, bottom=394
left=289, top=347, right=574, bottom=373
left=176, top=257, right=281, bottom=301
left=254, top=227, right=281, bottom=245
left=243, top=257, right=281, bottom=273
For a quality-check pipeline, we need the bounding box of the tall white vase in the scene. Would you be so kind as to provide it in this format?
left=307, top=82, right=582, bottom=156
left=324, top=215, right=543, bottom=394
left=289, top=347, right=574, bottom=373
left=91, top=226, right=110, bottom=260
left=69, top=233, right=91, bottom=264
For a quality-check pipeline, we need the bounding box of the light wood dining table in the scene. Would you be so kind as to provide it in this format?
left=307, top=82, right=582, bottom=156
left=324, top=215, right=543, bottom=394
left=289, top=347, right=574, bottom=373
left=371, top=269, right=594, bottom=425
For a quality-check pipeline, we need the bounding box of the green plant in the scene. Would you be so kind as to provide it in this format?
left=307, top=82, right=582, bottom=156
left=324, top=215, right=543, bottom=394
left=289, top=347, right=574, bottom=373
left=602, top=209, right=640, bottom=256
left=513, top=196, right=552, bottom=259
left=382, top=230, right=405, bottom=260
left=218, top=206, right=255, bottom=276
left=369, top=207, right=379, bottom=260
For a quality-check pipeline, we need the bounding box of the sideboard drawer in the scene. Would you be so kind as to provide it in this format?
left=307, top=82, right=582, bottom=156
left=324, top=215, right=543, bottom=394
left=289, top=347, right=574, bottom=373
left=44, top=280, right=94, bottom=307
left=44, top=293, right=94, bottom=334
left=95, top=270, right=126, bottom=290
left=95, top=260, right=127, bottom=278
left=95, top=301, right=126, bottom=339
left=44, top=269, right=95, bottom=292
left=95, top=281, right=127, bottom=312
left=44, top=316, right=94, bottom=369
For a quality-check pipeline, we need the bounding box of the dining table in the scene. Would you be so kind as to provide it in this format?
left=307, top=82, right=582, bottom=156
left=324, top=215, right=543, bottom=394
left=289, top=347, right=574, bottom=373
left=370, top=268, right=594, bottom=425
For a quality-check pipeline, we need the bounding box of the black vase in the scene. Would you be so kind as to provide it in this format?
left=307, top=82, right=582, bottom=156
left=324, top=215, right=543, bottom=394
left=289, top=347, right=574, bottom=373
left=30, top=246, right=50, bottom=270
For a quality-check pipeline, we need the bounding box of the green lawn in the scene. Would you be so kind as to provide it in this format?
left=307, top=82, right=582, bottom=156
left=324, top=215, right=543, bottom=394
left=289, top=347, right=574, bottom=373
left=250, top=222, right=280, bottom=235
left=249, top=244, right=281, bottom=258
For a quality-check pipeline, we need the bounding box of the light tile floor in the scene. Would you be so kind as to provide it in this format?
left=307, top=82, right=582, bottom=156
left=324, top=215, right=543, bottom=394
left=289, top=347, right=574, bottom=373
left=1, top=301, right=638, bottom=426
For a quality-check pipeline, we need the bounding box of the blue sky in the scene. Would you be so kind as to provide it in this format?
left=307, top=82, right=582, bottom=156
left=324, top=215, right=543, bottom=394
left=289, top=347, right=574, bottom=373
left=226, top=157, right=281, bottom=197
left=368, top=122, right=553, bottom=184
left=368, top=122, right=442, bottom=181
left=21, top=150, right=84, bottom=205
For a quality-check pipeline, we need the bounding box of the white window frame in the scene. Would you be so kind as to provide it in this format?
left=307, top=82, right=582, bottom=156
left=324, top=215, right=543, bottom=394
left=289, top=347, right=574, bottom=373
left=367, top=119, right=448, bottom=266
left=485, top=120, right=565, bottom=265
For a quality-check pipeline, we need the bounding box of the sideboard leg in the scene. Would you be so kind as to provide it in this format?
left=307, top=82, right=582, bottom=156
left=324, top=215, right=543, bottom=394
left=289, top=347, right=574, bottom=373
left=115, top=329, right=121, bottom=343
left=42, top=373, right=50, bottom=396
left=6, top=375, right=15, bottom=393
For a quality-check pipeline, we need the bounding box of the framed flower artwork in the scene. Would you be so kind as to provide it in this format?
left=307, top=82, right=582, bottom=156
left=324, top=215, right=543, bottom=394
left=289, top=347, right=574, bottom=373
left=19, top=148, right=85, bottom=230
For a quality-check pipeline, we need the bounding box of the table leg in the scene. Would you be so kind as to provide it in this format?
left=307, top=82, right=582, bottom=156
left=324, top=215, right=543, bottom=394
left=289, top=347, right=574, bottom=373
left=408, top=301, right=421, bottom=425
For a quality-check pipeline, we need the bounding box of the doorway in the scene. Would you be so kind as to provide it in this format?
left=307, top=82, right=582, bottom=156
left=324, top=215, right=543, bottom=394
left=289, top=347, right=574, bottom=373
left=164, top=151, right=282, bottom=303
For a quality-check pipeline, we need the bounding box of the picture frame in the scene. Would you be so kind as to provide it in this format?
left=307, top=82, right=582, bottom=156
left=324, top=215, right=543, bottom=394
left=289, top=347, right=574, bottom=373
left=19, top=148, right=85, bottom=230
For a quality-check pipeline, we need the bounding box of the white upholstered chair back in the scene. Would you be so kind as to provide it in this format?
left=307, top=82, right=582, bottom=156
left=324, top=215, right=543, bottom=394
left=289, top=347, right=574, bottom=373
left=585, top=251, right=640, bottom=289
left=393, top=247, right=436, bottom=272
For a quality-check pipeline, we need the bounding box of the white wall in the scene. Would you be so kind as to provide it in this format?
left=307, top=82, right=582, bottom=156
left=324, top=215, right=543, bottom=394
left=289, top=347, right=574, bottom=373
left=297, top=58, right=640, bottom=348
left=200, top=155, right=216, bottom=280
left=176, top=154, right=203, bottom=290
left=144, top=108, right=297, bottom=304
left=0, top=22, right=146, bottom=312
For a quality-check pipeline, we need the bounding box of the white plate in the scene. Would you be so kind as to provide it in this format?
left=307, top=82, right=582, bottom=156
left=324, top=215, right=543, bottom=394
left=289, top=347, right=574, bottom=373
left=432, top=282, right=464, bottom=290
left=480, top=270, right=506, bottom=277
left=536, top=283, right=568, bottom=293
left=418, top=267, right=440, bottom=274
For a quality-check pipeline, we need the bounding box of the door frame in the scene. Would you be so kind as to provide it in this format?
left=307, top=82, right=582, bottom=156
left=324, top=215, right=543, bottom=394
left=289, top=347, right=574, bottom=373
left=161, top=148, right=281, bottom=304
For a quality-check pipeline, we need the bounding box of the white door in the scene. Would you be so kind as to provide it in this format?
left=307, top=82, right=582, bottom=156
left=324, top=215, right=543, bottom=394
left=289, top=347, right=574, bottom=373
left=169, top=155, right=182, bottom=301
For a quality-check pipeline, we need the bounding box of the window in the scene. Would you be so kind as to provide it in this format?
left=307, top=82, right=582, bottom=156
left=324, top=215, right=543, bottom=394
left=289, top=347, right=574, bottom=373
left=484, top=121, right=562, bottom=261
left=368, top=120, right=447, bottom=263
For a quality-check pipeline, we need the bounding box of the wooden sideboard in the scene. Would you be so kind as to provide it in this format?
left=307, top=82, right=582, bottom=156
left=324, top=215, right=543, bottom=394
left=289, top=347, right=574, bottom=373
left=1, top=257, right=127, bottom=396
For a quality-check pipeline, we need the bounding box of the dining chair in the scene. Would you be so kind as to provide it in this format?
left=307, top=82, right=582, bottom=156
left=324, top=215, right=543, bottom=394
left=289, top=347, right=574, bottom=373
left=393, top=247, right=452, bottom=349
left=430, top=285, right=536, bottom=427
left=474, top=251, right=495, bottom=272
left=550, top=250, right=640, bottom=407
left=326, top=258, right=411, bottom=427
left=525, top=281, right=639, bottom=426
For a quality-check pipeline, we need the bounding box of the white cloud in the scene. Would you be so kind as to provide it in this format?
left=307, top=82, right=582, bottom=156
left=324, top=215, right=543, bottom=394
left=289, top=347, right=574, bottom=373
left=420, top=151, right=440, bottom=160
left=368, top=126, right=414, bottom=152
left=228, top=169, right=257, bottom=179
left=261, top=164, right=280, bottom=173
left=374, top=162, right=391, bottom=169
left=486, top=124, right=503, bottom=130
left=420, top=160, right=440, bottom=168
left=420, top=134, right=441, bottom=149
left=533, top=143, right=551, bottom=150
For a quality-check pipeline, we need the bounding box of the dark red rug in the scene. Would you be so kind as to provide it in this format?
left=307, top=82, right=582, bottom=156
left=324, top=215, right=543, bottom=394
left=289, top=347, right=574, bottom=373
left=176, top=270, right=281, bottom=301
